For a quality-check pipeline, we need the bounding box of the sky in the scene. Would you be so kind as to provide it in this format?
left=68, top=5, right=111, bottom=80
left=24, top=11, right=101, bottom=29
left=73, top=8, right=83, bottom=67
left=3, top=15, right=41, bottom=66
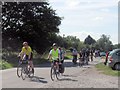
left=49, top=0, right=119, bottom=44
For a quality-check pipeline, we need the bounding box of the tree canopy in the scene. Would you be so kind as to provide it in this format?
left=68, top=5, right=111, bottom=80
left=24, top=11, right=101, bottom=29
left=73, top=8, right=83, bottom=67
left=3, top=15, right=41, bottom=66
left=2, top=2, right=62, bottom=54
left=84, top=35, right=96, bottom=45
left=94, top=34, right=113, bottom=51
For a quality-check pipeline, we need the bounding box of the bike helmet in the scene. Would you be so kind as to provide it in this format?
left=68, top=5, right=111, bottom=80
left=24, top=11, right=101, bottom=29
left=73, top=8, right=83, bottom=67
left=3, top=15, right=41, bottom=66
left=52, top=43, right=57, bottom=46
left=23, top=42, right=28, bottom=46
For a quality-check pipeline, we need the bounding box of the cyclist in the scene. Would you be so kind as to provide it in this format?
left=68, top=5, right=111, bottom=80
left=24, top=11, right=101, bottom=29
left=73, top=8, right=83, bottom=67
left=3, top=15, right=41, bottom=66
left=79, top=50, right=83, bottom=66
left=59, top=47, right=65, bottom=64
left=48, top=43, right=60, bottom=73
left=72, top=48, right=78, bottom=64
left=90, top=49, right=94, bottom=62
left=18, top=42, right=34, bottom=74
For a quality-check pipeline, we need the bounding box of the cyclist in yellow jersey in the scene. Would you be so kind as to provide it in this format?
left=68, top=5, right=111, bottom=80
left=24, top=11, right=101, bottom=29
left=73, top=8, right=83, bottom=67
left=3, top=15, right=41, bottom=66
left=48, top=43, right=60, bottom=72
left=18, top=42, right=34, bottom=73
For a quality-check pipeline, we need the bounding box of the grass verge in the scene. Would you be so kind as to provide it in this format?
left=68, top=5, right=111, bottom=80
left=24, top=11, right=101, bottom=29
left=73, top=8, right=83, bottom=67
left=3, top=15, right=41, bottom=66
left=0, top=60, right=13, bottom=70
left=64, top=50, right=73, bottom=59
left=95, top=63, right=120, bottom=77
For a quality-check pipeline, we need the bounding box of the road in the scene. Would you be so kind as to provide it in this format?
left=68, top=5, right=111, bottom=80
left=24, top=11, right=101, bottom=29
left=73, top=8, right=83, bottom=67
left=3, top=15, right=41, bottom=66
left=1, top=57, right=118, bottom=88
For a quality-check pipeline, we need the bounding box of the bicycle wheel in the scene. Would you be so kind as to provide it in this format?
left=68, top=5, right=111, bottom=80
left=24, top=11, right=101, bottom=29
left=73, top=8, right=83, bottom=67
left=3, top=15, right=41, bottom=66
left=79, top=58, right=82, bottom=67
left=28, top=67, right=34, bottom=78
left=21, top=66, right=28, bottom=80
left=59, top=64, right=65, bottom=73
left=50, top=66, right=56, bottom=81
left=17, top=64, right=22, bottom=78
left=56, top=68, right=61, bottom=80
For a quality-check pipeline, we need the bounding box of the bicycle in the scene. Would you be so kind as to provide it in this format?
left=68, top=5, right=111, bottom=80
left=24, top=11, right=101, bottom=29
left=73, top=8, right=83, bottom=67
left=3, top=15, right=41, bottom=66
left=17, top=59, right=22, bottom=78
left=50, top=60, right=64, bottom=81
left=17, top=58, right=34, bottom=80
left=78, top=57, right=83, bottom=67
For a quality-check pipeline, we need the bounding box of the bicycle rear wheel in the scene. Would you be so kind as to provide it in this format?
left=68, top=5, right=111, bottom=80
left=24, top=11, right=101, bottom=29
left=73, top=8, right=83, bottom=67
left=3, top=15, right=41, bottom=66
left=50, top=66, right=56, bottom=81
left=21, top=66, right=28, bottom=80
left=17, top=64, right=22, bottom=78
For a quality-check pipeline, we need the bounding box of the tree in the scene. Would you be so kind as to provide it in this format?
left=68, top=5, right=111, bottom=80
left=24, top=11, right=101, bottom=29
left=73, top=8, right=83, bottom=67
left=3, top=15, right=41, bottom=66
left=84, top=35, right=96, bottom=45
left=2, top=2, right=62, bottom=54
left=95, top=34, right=113, bottom=51
left=113, top=43, right=120, bottom=49
left=63, top=36, right=81, bottom=50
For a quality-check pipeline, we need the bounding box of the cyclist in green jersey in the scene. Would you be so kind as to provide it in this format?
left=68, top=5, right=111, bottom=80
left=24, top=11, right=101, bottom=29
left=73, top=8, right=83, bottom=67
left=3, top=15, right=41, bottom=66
left=48, top=43, right=60, bottom=72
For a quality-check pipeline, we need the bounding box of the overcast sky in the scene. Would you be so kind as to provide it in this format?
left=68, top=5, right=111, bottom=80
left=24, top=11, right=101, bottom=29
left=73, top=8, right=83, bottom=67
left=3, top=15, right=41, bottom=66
left=49, top=0, right=119, bottom=44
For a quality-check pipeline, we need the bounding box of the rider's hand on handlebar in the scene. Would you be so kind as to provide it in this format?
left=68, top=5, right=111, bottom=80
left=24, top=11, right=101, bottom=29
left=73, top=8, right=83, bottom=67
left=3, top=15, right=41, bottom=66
left=47, top=58, right=49, bottom=61
left=17, top=55, right=21, bottom=58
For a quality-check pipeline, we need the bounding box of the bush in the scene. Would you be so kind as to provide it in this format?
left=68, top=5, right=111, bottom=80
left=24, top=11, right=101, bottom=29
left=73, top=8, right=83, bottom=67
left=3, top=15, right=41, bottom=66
left=0, top=60, right=13, bottom=70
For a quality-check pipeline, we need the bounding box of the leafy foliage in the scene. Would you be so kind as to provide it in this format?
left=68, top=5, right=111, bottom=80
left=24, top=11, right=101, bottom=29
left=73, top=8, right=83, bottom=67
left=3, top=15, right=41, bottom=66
left=2, top=2, right=62, bottom=54
left=84, top=35, right=96, bottom=45
left=94, top=34, right=113, bottom=51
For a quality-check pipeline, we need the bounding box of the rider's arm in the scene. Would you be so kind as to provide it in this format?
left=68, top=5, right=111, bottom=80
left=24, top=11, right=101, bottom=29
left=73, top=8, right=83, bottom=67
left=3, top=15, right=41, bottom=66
left=47, top=50, right=52, bottom=60
left=18, top=47, right=24, bottom=60
left=58, top=49, right=61, bottom=60
left=28, top=47, right=32, bottom=60
left=28, top=53, right=31, bottom=60
left=62, top=50, right=65, bottom=60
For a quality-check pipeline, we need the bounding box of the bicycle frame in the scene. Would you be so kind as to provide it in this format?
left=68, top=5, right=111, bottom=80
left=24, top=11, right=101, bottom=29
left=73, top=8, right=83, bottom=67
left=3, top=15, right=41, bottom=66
left=52, top=61, right=60, bottom=69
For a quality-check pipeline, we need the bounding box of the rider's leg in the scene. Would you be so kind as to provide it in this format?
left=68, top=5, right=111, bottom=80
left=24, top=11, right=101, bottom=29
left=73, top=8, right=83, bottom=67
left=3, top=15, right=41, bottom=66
left=86, top=56, right=89, bottom=65
left=29, top=53, right=34, bottom=73
left=56, top=61, right=59, bottom=72
left=91, top=56, right=93, bottom=61
left=29, top=61, right=34, bottom=73
left=61, top=60, right=64, bottom=64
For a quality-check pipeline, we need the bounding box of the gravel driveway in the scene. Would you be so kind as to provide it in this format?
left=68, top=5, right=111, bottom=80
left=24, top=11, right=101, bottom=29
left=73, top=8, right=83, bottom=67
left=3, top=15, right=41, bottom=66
left=1, top=57, right=119, bottom=88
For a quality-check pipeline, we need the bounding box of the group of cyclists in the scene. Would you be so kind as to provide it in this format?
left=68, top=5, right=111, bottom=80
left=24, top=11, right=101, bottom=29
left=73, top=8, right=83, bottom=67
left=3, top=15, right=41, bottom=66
left=18, top=41, right=95, bottom=78
left=72, top=48, right=94, bottom=66
left=18, top=42, right=65, bottom=75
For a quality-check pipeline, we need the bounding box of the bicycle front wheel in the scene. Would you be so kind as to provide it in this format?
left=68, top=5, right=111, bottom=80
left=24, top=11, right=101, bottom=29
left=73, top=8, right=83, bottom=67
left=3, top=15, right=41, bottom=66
left=17, top=64, right=22, bottom=78
left=56, top=67, right=62, bottom=80
left=21, top=66, right=28, bottom=80
left=50, top=66, right=56, bottom=81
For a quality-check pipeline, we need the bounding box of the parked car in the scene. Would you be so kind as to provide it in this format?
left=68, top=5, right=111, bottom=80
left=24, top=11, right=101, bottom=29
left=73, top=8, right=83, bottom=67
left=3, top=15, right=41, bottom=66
left=107, top=49, right=120, bottom=70
left=100, top=52, right=106, bottom=57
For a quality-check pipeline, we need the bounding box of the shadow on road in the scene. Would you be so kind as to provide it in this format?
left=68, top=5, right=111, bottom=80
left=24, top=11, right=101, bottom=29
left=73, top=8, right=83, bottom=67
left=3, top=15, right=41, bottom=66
left=62, top=74, right=77, bottom=77
left=30, top=76, right=48, bottom=83
left=59, top=78, right=78, bottom=82
left=58, top=74, right=78, bottom=82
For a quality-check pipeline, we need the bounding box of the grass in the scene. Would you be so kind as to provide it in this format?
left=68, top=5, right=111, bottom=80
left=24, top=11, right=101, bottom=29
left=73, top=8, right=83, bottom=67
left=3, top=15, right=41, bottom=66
left=0, top=60, right=13, bottom=70
left=64, top=50, right=73, bottom=59
left=95, top=63, right=120, bottom=77
left=1, top=49, right=73, bottom=69
left=1, top=51, right=49, bottom=69
left=64, top=55, right=72, bottom=59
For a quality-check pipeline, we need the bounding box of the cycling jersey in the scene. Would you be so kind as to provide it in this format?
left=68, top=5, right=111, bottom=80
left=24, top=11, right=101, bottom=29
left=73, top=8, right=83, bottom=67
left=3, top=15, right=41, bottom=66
left=21, top=46, right=32, bottom=55
left=49, top=49, right=60, bottom=61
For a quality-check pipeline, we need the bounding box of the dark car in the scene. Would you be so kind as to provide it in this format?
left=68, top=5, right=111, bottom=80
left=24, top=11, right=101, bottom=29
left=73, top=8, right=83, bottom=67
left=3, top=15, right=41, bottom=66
left=107, top=49, right=120, bottom=70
